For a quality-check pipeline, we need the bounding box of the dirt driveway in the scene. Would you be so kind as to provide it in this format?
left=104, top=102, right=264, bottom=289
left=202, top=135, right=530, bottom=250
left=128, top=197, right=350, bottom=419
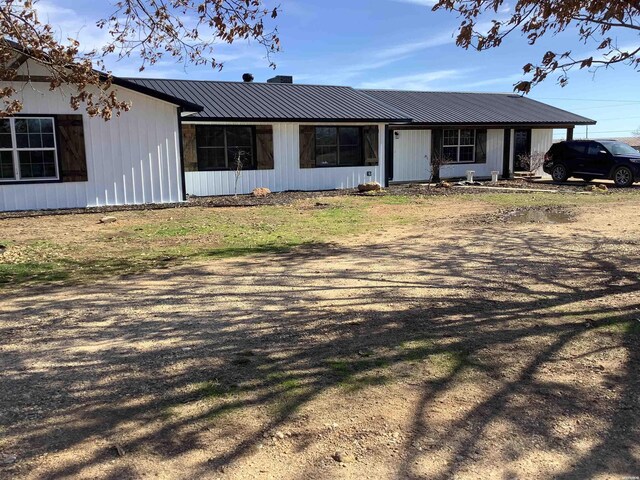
left=1, top=197, right=639, bottom=479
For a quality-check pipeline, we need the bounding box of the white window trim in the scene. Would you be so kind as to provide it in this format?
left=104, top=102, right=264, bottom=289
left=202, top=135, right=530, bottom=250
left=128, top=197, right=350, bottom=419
left=0, top=117, right=59, bottom=183
left=443, top=129, right=476, bottom=164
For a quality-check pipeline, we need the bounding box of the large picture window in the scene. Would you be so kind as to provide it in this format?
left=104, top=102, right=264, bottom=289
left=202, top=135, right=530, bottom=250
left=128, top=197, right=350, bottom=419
left=0, top=117, right=58, bottom=182
left=195, top=125, right=256, bottom=171
left=315, top=126, right=364, bottom=167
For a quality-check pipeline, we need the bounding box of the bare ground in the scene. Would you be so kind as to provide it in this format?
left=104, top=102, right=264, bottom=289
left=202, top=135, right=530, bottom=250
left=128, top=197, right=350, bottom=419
left=1, top=197, right=639, bottom=479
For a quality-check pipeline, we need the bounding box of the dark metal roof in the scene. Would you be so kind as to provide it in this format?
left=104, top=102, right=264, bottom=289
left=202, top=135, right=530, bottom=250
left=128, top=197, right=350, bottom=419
left=112, top=77, right=204, bottom=113
left=125, top=78, right=411, bottom=122
left=360, top=90, right=596, bottom=126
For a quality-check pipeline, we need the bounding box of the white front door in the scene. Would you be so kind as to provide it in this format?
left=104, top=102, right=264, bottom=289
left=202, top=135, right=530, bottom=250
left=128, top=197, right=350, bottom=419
left=392, top=129, right=432, bottom=182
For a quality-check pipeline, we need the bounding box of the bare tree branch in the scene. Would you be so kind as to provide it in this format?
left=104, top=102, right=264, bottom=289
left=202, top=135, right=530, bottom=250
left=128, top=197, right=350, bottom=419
left=432, top=0, right=639, bottom=93
left=0, top=0, right=280, bottom=119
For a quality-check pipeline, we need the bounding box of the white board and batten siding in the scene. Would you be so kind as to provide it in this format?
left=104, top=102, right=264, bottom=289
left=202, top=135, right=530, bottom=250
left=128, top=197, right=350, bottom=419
left=440, top=129, right=505, bottom=179
left=392, top=130, right=431, bottom=182
left=185, top=122, right=386, bottom=196
left=531, top=129, right=554, bottom=155
left=0, top=82, right=182, bottom=212
left=391, top=128, right=554, bottom=182
left=392, top=129, right=506, bottom=181
left=529, top=129, right=554, bottom=176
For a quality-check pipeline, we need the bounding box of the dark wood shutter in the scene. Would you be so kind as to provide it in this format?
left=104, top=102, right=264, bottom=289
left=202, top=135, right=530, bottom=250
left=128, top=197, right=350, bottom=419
left=256, top=125, right=274, bottom=170
left=299, top=126, right=316, bottom=168
left=432, top=129, right=443, bottom=159
left=363, top=126, right=379, bottom=166
left=431, top=129, right=443, bottom=182
left=475, top=129, right=487, bottom=164
left=181, top=124, right=198, bottom=172
left=56, top=114, right=87, bottom=182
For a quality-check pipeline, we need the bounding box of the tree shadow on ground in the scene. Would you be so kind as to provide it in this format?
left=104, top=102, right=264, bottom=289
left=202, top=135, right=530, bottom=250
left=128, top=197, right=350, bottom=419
left=1, top=221, right=639, bottom=479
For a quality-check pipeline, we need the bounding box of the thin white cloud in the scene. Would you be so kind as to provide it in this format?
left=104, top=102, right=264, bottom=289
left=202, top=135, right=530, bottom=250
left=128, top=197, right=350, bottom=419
left=391, top=0, right=438, bottom=6
left=33, top=0, right=112, bottom=53
left=374, top=32, right=454, bottom=60
left=298, top=30, right=457, bottom=85
left=30, top=0, right=270, bottom=77
left=358, top=68, right=472, bottom=90
left=453, top=72, right=525, bottom=90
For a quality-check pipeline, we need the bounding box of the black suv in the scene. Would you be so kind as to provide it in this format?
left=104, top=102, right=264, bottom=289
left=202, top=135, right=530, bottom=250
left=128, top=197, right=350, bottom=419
left=543, top=140, right=640, bottom=187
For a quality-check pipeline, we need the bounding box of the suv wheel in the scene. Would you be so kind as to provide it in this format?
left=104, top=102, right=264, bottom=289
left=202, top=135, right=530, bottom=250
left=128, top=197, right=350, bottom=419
left=551, top=164, right=568, bottom=183
left=613, top=166, right=634, bottom=188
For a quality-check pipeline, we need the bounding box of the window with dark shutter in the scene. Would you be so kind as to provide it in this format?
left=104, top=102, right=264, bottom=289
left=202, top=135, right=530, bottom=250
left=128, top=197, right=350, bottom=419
left=434, top=128, right=487, bottom=164
left=0, top=115, right=86, bottom=183
left=181, top=124, right=198, bottom=172
left=299, top=126, right=316, bottom=169
left=475, top=130, right=487, bottom=164
left=56, top=114, right=88, bottom=182
left=256, top=125, right=274, bottom=170
left=300, top=125, right=375, bottom=168
left=363, top=126, right=379, bottom=166
left=194, top=125, right=258, bottom=171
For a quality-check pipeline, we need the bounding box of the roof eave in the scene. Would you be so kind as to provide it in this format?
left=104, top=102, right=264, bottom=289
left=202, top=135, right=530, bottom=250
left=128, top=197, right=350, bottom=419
left=391, top=120, right=596, bottom=127
left=111, top=77, right=204, bottom=113
left=184, top=116, right=413, bottom=123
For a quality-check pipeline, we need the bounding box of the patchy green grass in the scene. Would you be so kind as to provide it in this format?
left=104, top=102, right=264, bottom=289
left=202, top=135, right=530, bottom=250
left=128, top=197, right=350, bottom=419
left=376, top=195, right=416, bottom=205
left=428, top=351, right=470, bottom=375
left=469, top=191, right=619, bottom=208
left=161, top=380, right=240, bottom=421
left=596, top=319, right=640, bottom=335
left=266, top=372, right=303, bottom=391
left=1, top=190, right=632, bottom=289
left=0, top=199, right=384, bottom=288
left=267, top=372, right=311, bottom=417
left=400, top=339, right=434, bottom=361
left=195, top=381, right=229, bottom=400
left=340, top=374, right=391, bottom=393
left=204, top=401, right=246, bottom=420
left=0, top=262, right=68, bottom=285
left=400, top=340, right=471, bottom=375
left=129, top=202, right=366, bottom=245
left=326, top=360, right=352, bottom=375
left=324, top=357, right=391, bottom=393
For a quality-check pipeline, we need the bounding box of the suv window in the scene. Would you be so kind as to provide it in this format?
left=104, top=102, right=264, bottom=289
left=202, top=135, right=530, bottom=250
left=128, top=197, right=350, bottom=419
left=566, top=142, right=586, bottom=155
left=587, top=142, right=602, bottom=157
left=548, top=144, right=562, bottom=155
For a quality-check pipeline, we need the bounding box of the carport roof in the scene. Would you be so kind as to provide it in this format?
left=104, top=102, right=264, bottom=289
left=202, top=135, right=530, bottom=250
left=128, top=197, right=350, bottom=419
left=360, top=90, right=596, bottom=126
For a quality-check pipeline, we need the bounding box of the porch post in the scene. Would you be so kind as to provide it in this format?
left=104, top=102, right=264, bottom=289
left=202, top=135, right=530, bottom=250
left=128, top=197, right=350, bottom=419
left=566, top=127, right=574, bottom=141
left=384, top=125, right=393, bottom=187
left=502, top=129, right=511, bottom=179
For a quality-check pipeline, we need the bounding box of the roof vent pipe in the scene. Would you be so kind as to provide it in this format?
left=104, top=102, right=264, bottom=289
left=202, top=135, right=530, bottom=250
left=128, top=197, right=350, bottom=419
left=242, top=73, right=254, bottom=83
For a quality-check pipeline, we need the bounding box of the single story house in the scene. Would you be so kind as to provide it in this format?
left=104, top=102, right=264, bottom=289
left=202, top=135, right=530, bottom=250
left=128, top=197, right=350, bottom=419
left=128, top=77, right=594, bottom=196
left=0, top=59, right=595, bottom=212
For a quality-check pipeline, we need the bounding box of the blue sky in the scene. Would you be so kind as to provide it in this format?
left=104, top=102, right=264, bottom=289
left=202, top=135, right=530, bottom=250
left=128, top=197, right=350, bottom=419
left=35, top=0, right=640, bottom=139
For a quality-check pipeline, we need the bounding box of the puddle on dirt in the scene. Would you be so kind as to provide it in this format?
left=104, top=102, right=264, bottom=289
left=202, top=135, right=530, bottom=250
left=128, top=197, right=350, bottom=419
left=503, top=208, right=573, bottom=224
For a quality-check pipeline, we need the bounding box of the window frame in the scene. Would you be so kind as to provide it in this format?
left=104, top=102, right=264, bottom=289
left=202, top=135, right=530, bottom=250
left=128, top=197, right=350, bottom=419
left=313, top=126, right=365, bottom=168
left=195, top=125, right=257, bottom=171
left=442, top=128, right=477, bottom=164
left=0, top=116, right=60, bottom=183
